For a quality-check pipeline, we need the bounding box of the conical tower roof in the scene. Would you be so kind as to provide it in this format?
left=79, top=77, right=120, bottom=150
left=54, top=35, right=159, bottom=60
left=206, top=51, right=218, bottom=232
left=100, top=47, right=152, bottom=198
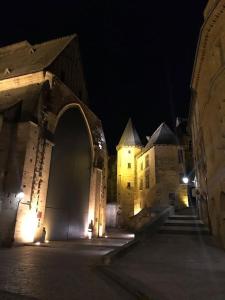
left=145, top=122, right=178, bottom=150
left=117, top=118, right=142, bottom=149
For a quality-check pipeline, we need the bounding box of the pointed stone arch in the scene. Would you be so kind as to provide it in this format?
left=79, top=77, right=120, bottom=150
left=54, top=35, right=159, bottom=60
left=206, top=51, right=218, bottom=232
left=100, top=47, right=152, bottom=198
left=44, top=104, right=94, bottom=240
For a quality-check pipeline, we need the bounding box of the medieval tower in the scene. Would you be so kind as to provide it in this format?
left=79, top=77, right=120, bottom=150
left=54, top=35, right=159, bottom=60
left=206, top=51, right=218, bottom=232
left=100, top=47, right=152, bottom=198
left=116, top=119, right=142, bottom=221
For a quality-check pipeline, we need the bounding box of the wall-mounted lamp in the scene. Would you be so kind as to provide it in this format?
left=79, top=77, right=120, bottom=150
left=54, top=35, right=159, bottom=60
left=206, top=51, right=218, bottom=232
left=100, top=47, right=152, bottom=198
left=16, top=191, right=24, bottom=200
left=182, top=177, right=189, bottom=184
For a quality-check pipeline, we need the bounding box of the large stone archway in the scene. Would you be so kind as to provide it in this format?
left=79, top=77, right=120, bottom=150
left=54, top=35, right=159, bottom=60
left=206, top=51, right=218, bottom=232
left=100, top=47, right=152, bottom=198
left=44, top=107, right=92, bottom=240
left=0, top=73, right=108, bottom=245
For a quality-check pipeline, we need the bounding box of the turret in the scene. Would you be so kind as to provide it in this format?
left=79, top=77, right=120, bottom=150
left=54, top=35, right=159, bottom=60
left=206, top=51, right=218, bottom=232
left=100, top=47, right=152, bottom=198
left=116, top=119, right=142, bottom=224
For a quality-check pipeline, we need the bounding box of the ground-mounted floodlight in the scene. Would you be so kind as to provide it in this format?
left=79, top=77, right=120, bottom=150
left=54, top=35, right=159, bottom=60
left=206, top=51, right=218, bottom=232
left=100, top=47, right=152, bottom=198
left=182, top=177, right=189, bottom=184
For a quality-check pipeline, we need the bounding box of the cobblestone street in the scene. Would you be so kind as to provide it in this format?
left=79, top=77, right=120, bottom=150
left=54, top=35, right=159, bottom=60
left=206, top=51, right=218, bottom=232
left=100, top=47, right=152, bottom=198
left=0, top=233, right=134, bottom=300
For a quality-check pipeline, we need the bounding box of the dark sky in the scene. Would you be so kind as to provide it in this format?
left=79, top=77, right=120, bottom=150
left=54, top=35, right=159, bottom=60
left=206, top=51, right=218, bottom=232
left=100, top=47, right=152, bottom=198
left=0, top=0, right=206, bottom=153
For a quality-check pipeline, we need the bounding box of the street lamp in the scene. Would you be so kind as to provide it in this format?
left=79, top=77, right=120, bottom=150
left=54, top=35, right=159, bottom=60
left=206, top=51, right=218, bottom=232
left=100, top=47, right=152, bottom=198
left=182, top=177, right=189, bottom=184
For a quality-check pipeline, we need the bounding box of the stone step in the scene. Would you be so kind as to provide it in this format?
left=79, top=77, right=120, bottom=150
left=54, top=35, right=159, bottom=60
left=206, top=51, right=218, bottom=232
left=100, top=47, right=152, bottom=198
left=169, top=215, right=198, bottom=221
left=159, top=225, right=210, bottom=235
left=164, top=219, right=205, bottom=227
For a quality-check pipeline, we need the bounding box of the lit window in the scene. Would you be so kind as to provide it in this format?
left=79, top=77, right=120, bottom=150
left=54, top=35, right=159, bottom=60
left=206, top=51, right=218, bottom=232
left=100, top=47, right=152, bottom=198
left=145, top=173, right=150, bottom=189
left=145, top=155, right=149, bottom=168
left=139, top=179, right=143, bottom=190
left=127, top=182, right=131, bottom=189
left=128, top=163, right=131, bottom=169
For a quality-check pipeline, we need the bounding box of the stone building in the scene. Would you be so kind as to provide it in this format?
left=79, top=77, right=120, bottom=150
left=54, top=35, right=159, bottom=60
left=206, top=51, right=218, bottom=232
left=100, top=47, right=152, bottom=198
left=176, top=117, right=195, bottom=205
left=0, top=34, right=107, bottom=245
left=117, top=119, right=188, bottom=224
left=105, top=156, right=117, bottom=228
left=107, top=155, right=117, bottom=204
left=190, top=0, right=225, bottom=248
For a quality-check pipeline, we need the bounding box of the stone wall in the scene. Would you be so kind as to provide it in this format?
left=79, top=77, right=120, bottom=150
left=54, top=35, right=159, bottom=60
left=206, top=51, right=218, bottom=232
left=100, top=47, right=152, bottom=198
left=136, top=145, right=187, bottom=210
left=117, top=146, right=141, bottom=221
left=0, top=193, right=20, bottom=245
left=136, top=147, right=156, bottom=210
left=106, top=203, right=118, bottom=228
left=107, top=155, right=117, bottom=203
left=13, top=122, right=53, bottom=243
left=190, top=0, right=225, bottom=248
left=0, top=122, right=30, bottom=245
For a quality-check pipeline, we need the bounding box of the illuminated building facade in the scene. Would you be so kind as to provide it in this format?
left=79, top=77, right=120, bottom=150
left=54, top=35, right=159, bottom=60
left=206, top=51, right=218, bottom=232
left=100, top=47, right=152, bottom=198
left=190, top=0, right=225, bottom=248
left=117, top=119, right=188, bottom=224
left=0, top=35, right=107, bottom=245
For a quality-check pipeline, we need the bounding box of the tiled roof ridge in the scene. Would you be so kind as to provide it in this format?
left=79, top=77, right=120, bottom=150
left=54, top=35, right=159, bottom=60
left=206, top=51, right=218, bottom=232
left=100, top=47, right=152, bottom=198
left=33, top=33, right=77, bottom=49
left=144, top=122, right=178, bottom=150
left=0, top=33, right=77, bottom=56
left=0, top=33, right=78, bottom=81
left=150, top=122, right=165, bottom=138
left=0, top=41, right=31, bottom=55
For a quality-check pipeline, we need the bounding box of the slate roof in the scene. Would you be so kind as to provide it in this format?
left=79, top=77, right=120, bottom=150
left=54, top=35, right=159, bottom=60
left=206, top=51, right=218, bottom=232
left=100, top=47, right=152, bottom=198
left=145, top=122, right=178, bottom=150
left=0, top=34, right=77, bottom=80
left=117, top=118, right=142, bottom=148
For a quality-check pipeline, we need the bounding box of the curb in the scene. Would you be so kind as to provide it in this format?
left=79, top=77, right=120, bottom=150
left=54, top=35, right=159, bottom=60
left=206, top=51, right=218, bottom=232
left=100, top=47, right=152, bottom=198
left=102, top=207, right=175, bottom=265
left=96, top=265, right=153, bottom=300
left=102, top=238, right=139, bottom=265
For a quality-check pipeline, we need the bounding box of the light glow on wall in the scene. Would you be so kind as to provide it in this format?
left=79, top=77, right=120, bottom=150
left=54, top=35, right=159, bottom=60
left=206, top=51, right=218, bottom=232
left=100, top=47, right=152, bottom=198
left=98, top=224, right=103, bottom=237
left=20, top=208, right=38, bottom=243
left=182, top=195, right=189, bottom=207
left=87, top=231, right=92, bottom=239
left=134, top=203, right=141, bottom=215
left=85, top=206, right=95, bottom=238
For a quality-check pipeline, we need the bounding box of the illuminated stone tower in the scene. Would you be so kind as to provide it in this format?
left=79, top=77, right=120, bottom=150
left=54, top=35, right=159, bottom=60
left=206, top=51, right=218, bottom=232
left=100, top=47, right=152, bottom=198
left=116, top=119, right=142, bottom=223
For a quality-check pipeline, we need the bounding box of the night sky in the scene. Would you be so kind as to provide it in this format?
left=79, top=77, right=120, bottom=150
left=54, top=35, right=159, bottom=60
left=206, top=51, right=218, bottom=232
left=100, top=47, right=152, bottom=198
left=0, top=0, right=207, bottom=153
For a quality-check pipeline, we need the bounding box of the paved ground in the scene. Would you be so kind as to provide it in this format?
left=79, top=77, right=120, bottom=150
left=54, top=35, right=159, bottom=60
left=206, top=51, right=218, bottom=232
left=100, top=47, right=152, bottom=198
left=109, top=209, right=225, bottom=300
left=0, top=230, right=134, bottom=300
left=1, top=210, right=225, bottom=300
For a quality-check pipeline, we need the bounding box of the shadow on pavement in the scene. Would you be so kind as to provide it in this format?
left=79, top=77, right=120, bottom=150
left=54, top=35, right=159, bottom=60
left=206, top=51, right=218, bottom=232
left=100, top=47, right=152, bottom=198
left=0, top=290, right=38, bottom=300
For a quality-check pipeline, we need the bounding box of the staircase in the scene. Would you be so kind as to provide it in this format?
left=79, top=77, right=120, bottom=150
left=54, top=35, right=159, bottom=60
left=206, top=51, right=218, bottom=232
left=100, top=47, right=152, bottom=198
left=159, top=208, right=210, bottom=235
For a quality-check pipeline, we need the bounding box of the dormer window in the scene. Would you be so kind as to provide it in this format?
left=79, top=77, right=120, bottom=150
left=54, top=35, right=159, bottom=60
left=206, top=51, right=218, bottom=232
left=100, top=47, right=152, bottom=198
left=145, top=155, right=149, bottom=168
left=4, top=68, right=11, bottom=75
left=29, top=48, right=36, bottom=54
